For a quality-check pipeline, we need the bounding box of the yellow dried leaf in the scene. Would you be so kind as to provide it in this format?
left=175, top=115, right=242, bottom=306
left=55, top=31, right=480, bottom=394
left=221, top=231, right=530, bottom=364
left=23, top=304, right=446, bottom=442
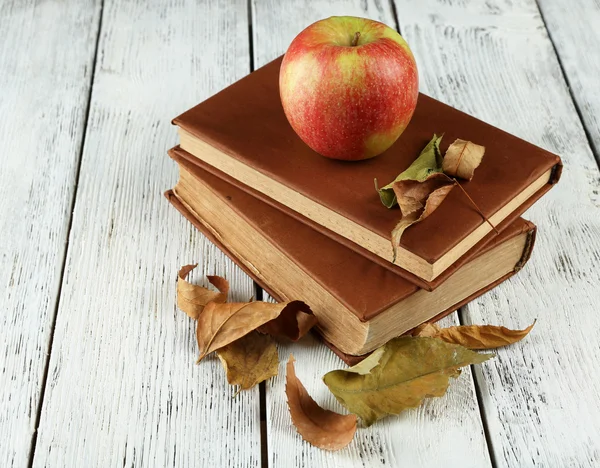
left=177, top=264, right=229, bottom=319
left=286, top=355, right=357, bottom=451
left=196, top=300, right=311, bottom=361
left=442, top=139, right=485, bottom=180
left=217, top=332, right=278, bottom=393
left=323, top=337, right=493, bottom=426
left=433, top=321, right=536, bottom=349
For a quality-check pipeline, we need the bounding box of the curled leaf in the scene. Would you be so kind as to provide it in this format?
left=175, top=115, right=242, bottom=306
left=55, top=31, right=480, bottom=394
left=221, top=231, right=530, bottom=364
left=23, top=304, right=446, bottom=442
left=411, top=322, right=442, bottom=338
left=391, top=177, right=454, bottom=260
left=258, top=307, right=318, bottom=341
left=286, top=355, right=357, bottom=451
left=431, top=321, right=536, bottom=349
left=442, top=139, right=485, bottom=180
left=196, top=300, right=312, bottom=361
left=323, top=336, right=493, bottom=426
left=376, top=134, right=444, bottom=208
left=217, top=332, right=279, bottom=393
left=177, top=264, right=229, bottom=319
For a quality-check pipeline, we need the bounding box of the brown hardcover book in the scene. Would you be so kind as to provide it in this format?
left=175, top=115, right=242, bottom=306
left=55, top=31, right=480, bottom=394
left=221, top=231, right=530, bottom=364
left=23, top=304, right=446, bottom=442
left=173, top=56, right=559, bottom=287
left=167, top=148, right=536, bottom=356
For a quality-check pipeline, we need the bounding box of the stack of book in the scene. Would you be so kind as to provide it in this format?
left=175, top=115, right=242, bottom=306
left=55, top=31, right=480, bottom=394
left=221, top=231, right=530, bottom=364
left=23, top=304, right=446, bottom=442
left=166, top=56, right=561, bottom=362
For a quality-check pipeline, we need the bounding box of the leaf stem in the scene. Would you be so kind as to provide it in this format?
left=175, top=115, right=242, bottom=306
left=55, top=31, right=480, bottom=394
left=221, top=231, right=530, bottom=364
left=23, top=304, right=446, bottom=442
left=351, top=31, right=361, bottom=47
left=453, top=180, right=499, bottom=234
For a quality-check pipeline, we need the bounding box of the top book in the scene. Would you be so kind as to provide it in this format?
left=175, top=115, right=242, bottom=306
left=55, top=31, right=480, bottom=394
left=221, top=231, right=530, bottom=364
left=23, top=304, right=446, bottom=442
left=173, top=56, right=561, bottom=284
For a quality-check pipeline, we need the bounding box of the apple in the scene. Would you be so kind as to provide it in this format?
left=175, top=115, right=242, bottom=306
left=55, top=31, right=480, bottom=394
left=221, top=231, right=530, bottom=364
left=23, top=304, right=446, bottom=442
left=279, top=16, right=419, bottom=161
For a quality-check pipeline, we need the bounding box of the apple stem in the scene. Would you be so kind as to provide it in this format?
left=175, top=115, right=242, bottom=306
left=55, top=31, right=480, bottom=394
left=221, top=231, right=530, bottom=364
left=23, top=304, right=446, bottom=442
left=351, top=31, right=361, bottom=47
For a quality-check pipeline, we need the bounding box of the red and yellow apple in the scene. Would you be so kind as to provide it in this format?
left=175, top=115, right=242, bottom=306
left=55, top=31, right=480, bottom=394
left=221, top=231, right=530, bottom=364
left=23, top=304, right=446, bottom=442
left=279, top=16, right=419, bottom=161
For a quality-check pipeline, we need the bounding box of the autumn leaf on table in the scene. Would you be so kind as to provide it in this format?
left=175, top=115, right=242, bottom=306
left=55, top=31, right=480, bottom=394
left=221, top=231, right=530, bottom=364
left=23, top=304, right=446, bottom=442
left=376, top=134, right=445, bottom=208
left=442, top=139, right=486, bottom=180
left=217, top=331, right=279, bottom=394
left=177, top=264, right=229, bottom=319
left=258, top=306, right=318, bottom=341
left=323, top=336, right=493, bottom=426
left=196, top=300, right=312, bottom=362
left=286, top=355, right=357, bottom=451
left=413, top=321, right=536, bottom=349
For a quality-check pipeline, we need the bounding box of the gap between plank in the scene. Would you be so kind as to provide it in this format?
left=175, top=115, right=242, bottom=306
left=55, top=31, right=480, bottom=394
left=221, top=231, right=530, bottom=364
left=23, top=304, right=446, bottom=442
left=26, top=1, right=105, bottom=466
left=248, top=2, right=268, bottom=466
left=533, top=0, right=600, bottom=167
left=254, top=281, right=269, bottom=468
left=456, top=308, right=498, bottom=468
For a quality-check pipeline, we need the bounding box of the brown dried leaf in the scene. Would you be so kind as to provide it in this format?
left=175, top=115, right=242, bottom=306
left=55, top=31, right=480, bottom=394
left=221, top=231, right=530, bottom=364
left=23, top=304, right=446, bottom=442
left=217, top=332, right=279, bottom=393
left=258, top=307, right=318, bottom=341
left=433, top=321, right=536, bottom=349
left=177, top=264, right=229, bottom=320
left=286, top=355, right=357, bottom=451
left=196, top=300, right=312, bottom=361
left=442, top=139, right=485, bottom=180
left=391, top=176, right=454, bottom=260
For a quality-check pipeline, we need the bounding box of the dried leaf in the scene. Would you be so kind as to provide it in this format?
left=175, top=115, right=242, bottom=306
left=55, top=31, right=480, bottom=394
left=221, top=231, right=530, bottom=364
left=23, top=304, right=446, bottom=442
left=258, top=307, right=318, bottom=341
left=432, top=321, right=536, bottom=349
left=376, top=134, right=444, bottom=208
left=177, top=264, right=229, bottom=319
left=196, top=300, right=311, bottom=361
left=286, top=355, right=357, bottom=451
left=442, top=139, right=485, bottom=180
left=391, top=177, right=454, bottom=260
left=411, top=322, right=441, bottom=338
left=217, top=332, right=279, bottom=393
left=323, top=336, right=493, bottom=426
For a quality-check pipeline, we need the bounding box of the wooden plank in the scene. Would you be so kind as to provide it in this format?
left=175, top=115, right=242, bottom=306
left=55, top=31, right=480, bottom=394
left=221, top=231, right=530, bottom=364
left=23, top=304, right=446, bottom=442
left=252, top=5, right=491, bottom=464
left=537, top=0, right=600, bottom=157
left=0, top=1, right=101, bottom=467
left=31, top=1, right=261, bottom=466
left=393, top=0, right=600, bottom=466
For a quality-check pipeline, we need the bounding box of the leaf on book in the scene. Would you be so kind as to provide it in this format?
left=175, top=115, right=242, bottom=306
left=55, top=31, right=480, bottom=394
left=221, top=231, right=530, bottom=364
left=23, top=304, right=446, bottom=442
left=217, top=331, right=279, bottom=394
left=177, top=264, right=229, bottom=320
left=414, top=321, right=536, bottom=350
left=442, top=139, right=485, bottom=180
left=286, top=355, right=357, bottom=451
left=376, top=134, right=444, bottom=208
left=196, top=300, right=312, bottom=362
left=323, top=336, right=493, bottom=426
left=390, top=176, right=454, bottom=261
left=258, top=307, right=318, bottom=341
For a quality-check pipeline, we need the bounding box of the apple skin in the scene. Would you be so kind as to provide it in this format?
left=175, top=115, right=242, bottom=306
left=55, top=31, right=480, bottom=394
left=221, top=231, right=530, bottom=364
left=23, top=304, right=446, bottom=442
left=279, top=16, right=419, bottom=161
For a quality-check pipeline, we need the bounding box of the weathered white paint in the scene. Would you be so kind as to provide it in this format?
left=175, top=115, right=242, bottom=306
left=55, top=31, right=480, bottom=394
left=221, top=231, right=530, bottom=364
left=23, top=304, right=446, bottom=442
left=31, top=1, right=261, bottom=466
left=0, top=1, right=101, bottom=467
left=537, top=0, right=600, bottom=158
left=394, top=0, right=600, bottom=466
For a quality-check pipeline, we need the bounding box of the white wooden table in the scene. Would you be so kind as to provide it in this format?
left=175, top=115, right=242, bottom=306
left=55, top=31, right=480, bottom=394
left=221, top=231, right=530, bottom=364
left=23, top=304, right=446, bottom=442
left=2, top=0, right=599, bottom=466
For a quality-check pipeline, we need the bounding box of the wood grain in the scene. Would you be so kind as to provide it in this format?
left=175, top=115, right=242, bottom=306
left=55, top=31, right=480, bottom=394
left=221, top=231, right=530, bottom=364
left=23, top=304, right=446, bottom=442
left=0, top=1, right=101, bottom=467
left=31, top=1, right=260, bottom=466
left=393, top=0, right=600, bottom=465
left=261, top=293, right=491, bottom=467
left=252, top=4, right=492, bottom=463
left=537, top=0, right=600, bottom=158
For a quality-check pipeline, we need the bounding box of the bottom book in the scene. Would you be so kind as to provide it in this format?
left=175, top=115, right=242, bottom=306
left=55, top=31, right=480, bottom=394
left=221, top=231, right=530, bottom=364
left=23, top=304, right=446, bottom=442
left=167, top=147, right=536, bottom=358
